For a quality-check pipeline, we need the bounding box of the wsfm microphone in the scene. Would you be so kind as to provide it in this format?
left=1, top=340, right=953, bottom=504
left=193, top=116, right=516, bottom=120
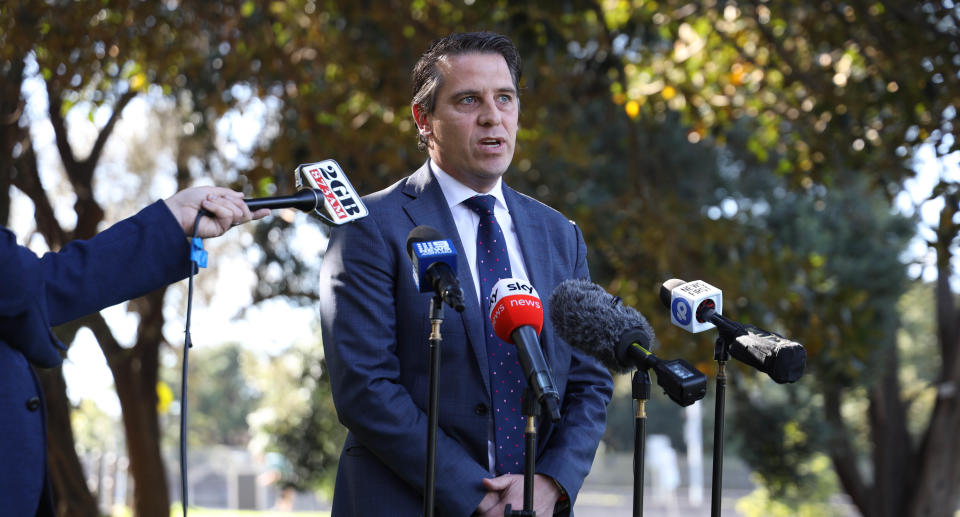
left=549, top=279, right=707, bottom=407
left=489, top=278, right=562, bottom=422
left=406, top=226, right=465, bottom=312
left=243, top=159, right=368, bottom=225
left=660, top=278, right=806, bottom=384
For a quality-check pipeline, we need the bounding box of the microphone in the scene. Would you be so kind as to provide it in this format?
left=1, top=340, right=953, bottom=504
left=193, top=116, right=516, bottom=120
left=405, top=226, right=466, bottom=312
left=549, top=279, right=707, bottom=407
left=659, top=278, right=806, bottom=384
left=243, top=159, right=368, bottom=225
left=488, top=278, right=561, bottom=422
left=244, top=189, right=324, bottom=211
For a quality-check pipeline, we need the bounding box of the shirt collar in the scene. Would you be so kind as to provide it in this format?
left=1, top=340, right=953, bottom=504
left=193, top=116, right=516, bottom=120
left=429, top=160, right=508, bottom=212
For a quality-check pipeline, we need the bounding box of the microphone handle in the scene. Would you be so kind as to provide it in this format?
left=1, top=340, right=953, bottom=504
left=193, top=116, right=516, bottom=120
left=244, top=189, right=322, bottom=212
left=511, top=325, right=562, bottom=422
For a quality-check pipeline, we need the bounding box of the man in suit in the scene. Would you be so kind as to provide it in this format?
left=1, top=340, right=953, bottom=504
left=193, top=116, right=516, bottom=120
left=319, top=32, right=613, bottom=516
left=1, top=186, right=268, bottom=516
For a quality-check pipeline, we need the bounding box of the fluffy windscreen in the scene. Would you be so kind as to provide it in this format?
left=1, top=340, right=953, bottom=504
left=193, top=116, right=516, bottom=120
left=549, top=279, right=656, bottom=373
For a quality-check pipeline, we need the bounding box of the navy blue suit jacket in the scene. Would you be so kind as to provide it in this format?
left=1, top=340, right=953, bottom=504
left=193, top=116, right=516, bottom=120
left=318, top=163, right=613, bottom=516
left=0, top=201, right=190, bottom=516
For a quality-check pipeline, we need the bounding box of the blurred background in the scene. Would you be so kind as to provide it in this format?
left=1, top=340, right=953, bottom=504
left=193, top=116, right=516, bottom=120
left=2, top=1, right=958, bottom=516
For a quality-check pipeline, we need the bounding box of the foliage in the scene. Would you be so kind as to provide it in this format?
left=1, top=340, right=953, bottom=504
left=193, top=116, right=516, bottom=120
left=4, top=1, right=960, bottom=516
left=247, top=344, right=345, bottom=494
left=161, top=343, right=263, bottom=448
left=735, top=454, right=847, bottom=517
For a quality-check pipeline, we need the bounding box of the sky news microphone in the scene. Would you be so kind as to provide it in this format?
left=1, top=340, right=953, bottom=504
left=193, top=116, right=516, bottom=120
left=405, top=226, right=465, bottom=312
left=489, top=278, right=561, bottom=422
left=549, top=279, right=706, bottom=406
left=243, top=159, right=368, bottom=225
left=659, top=278, right=806, bottom=383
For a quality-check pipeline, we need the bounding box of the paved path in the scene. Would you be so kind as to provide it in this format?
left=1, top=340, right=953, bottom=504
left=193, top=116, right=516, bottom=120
left=574, top=483, right=747, bottom=517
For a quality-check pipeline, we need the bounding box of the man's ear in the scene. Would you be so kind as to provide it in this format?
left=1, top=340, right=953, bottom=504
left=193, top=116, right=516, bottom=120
left=412, top=104, right=431, bottom=137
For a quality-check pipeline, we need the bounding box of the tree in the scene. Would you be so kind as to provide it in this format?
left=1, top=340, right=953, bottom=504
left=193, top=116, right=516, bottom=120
left=5, top=1, right=958, bottom=516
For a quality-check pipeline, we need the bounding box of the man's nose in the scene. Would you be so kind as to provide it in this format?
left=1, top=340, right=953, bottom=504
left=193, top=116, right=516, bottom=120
left=477, top=97, right=501, bottom=126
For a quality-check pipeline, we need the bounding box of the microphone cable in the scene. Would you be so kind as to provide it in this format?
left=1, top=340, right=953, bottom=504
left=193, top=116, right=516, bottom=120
left=179, top=209, right=208, bottom=517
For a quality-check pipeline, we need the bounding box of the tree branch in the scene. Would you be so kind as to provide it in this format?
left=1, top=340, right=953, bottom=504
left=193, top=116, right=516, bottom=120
left=45, top=79, right=78, bottom=176
left=10, top=141, right=67, bottom=249
left=824, top=389, right=873, bottom=516
left=86, top=89, right=137, bottom=170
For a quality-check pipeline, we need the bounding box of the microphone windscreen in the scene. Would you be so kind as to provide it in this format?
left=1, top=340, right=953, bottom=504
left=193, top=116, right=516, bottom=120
left=549, top=279, right=656, bottom=373
left=733, top=326, right=807, bottom=383
left=405, top=225, right=445, bottom=258
left=659, top=278, right=686, bottom=308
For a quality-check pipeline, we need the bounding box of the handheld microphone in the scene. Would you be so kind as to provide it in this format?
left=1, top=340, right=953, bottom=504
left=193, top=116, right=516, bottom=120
left=244, top=189, right=324, bottom=212
left=659, top=278, right=806, bottom=384
left=549, top=279, right=707, bottom=406
left=243, top=159, right=368, bottom=225
left=489, top=278, right=561, bottom=422
left=406, top=226, right=465, bottom=312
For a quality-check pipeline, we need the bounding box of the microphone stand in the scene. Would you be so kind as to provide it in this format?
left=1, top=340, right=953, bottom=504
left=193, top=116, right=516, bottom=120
left=710, top=327, right=736, bottom=517
left=505, top=388, right=539, bottom=516
left=632, top=371, right=651, bottom=517
left=423, top=295, right=444, bottom=517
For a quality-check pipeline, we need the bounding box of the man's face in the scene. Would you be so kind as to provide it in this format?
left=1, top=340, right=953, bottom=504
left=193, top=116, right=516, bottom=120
left=415, top=52, right=519, bottom=193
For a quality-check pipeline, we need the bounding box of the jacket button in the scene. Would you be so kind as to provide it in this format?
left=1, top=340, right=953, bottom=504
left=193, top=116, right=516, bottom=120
left=26, top=397, right=41, bottom=411
left=474, top=403, right=489, bottom=416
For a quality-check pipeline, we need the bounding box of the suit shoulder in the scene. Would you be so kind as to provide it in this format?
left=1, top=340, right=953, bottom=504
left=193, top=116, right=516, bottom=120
left=506, top=188, right=579, bottom=228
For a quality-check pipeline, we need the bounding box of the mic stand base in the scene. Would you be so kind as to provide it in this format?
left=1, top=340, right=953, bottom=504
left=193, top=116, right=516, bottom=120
left=423, top=296, right=444, bottom=517
left=632, top=371, right=651, bottom=517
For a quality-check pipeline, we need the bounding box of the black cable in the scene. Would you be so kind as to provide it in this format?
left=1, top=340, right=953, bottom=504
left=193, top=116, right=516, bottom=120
left=180, top=210, right=205, bottom=517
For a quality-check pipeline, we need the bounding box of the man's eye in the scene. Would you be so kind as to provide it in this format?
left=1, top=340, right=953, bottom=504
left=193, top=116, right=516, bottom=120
left=498, top=95, right=512, bottom=103
left=460, top=96, right=476, bottom=105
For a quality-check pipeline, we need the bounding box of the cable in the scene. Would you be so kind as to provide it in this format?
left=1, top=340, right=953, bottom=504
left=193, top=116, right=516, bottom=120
left=179, top=210, right=206, bottom=517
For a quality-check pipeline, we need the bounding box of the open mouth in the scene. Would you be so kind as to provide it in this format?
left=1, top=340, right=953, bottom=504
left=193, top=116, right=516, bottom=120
left=479, top=137, right=503, bottom=149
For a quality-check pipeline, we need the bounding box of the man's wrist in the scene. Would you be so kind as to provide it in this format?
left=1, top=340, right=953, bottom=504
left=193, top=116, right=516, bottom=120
left=542, top=474, right=569, bottom=514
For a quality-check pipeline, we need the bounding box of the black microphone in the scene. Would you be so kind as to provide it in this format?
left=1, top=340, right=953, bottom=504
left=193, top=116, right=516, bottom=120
left=550, top=279, right=707, bottom=407
left=405, top=226, right=466, bottom=312
left=244, top=189, right=324, bottom=212
left=240, top=160, right=368, bottom=225
left=659, top=278, right=806, bottom=384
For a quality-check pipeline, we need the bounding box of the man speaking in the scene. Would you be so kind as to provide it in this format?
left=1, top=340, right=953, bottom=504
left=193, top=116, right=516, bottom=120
left=319, top=32, right=613, bottom=516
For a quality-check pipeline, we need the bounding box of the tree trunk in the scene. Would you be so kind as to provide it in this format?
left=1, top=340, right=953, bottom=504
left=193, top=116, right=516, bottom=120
left=36, top=367, right=101, bottom=517
left=99, top=289, right=171, bottom=517
left=868, top=346, right=912, bottom=517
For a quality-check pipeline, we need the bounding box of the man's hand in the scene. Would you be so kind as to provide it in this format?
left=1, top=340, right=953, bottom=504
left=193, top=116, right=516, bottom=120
left=475, top=473, right=561, bottom=516
left=163, top=186, right=269, bottom=238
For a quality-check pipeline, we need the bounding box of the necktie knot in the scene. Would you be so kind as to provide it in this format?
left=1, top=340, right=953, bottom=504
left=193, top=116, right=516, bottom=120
left=464, top=195, right=496, bottom=216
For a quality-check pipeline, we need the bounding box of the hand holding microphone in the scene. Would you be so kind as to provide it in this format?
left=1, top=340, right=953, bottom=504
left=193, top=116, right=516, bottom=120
left=489, top=278, right=561, bottom=422
left=659, top=278, right=806, bottom=383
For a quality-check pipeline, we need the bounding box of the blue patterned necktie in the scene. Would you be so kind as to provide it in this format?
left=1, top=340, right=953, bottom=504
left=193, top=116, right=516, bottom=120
left=464, top=194, right=525, bottom=475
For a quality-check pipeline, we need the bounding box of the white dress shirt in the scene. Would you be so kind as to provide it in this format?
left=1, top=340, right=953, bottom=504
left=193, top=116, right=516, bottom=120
left=429, top=161, right=531, bottom=474
left=430, top=162, right=531, bottom=305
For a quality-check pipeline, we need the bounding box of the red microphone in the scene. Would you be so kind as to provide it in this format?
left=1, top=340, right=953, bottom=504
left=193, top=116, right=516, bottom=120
left=489, top=278, right=560, bottom=422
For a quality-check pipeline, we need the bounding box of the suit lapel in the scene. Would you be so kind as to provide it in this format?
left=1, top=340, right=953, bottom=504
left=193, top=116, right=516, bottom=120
left=504, top=187, right=560, bottom=366
left=402, top=163, right=491, bottom=397
left=504, top=187, right=550, bottom=310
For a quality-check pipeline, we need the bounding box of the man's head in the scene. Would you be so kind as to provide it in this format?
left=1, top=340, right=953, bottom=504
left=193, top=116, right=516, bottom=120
left=411, top=32, right=522, bottom=192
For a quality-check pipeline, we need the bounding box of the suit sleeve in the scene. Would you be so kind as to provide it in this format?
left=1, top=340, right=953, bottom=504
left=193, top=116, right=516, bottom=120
left=39, top=200, right=191, bottom=325
left=1, top=201, right=190, bottom=367
left=319, top=213, right=490, bottom=516
left=537, top=221, right=614, bottom=512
